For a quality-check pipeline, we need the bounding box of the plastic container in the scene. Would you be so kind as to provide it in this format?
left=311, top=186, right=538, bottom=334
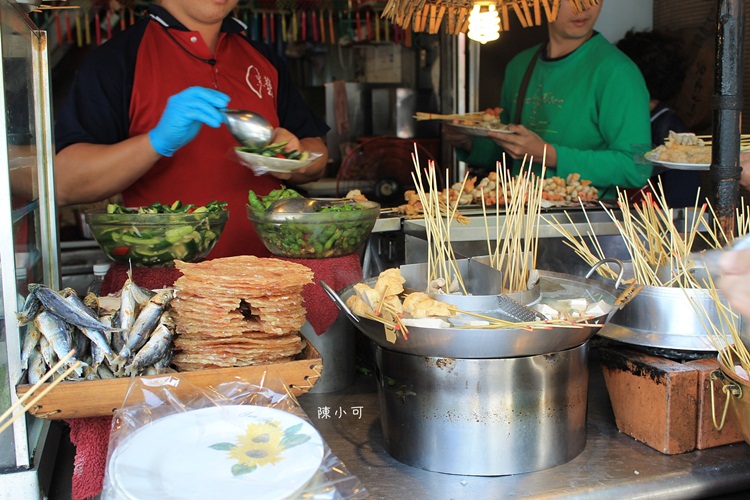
left=86, top=263, right=111, bottom=295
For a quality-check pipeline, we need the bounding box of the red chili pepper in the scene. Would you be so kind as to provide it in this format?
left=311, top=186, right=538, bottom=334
left=112, top=247, right=129, bottom=256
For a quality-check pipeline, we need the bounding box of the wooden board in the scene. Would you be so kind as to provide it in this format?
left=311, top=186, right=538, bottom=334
left=15, top=345, right=322, bottom=420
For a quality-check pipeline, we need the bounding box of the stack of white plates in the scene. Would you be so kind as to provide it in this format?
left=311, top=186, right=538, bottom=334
left=106, top=405, right=325, bottom=499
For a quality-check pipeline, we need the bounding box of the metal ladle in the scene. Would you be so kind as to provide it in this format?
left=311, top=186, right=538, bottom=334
left=267, top=197, right=321, bottom=214
left=223, top=109, right=273, bottom=149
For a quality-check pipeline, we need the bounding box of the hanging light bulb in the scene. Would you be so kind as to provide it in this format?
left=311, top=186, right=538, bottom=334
left=468, top=1, right=501, bottom=44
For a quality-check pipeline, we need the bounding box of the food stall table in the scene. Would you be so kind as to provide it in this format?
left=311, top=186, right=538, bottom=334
left=297, top=348, right=750, bottom=499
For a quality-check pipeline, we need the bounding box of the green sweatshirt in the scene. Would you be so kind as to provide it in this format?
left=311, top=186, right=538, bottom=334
left=460, top=33, right=652, bottom=199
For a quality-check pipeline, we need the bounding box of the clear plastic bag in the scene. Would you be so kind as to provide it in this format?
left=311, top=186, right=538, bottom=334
left=101, top=373, right=367, bottom=499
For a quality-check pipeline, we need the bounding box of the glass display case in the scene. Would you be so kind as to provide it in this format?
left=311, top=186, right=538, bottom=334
left=0, top=0, right=60, bottom=495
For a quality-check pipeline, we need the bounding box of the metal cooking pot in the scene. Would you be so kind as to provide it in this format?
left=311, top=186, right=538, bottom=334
left=375, top=341, right=590, bottom=475
left=597, top=283, right=740, bottom=352
left=323, top=266, right=620, bottom=359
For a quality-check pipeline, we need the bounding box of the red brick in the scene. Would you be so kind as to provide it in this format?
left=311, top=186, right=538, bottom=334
left=600, top=348, right=748, bottom=454
left=600, top=347, right=698, bottom=454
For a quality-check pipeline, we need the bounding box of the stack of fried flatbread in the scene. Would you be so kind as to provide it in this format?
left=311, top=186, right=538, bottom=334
left=170, top=256, right=314, bottom=370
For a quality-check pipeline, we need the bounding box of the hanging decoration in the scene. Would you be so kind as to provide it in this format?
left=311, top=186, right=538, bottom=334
left=381, top=0, right=599, bottom=38
left=23, top=0, right=596, bottom=52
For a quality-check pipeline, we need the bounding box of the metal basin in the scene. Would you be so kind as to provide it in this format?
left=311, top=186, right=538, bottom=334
left=399, top=259, right=540, bottom=311
left=376, top=341, right=590, bottom=475
left=597, top=284, right=740, bottom=352
left=328, top=268, right=619, bottom=358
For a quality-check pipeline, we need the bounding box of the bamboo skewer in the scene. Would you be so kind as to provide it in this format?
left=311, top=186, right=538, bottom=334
left=413, top=111, right=485, bottom=121
left=0, top=350, right=81, bottom=435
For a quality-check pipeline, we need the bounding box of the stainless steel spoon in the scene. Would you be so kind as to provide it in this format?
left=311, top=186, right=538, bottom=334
left=223, top=109, right=273, bottom=149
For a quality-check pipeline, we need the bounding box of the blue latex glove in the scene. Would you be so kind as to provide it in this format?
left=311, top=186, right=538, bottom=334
left=148, top=87, right=230, bottom=157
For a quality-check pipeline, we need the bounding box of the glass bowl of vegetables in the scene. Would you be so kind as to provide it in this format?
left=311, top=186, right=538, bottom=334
left=85, top=201, right=229, bottom=267
left=247, top=191, right=380, bottom=259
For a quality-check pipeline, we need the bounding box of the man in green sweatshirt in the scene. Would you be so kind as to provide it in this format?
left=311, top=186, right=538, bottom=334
left=445, top=0, right=652, bottom=199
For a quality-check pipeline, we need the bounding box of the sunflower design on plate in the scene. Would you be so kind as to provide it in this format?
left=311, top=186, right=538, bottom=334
left=209, top=419, right=312, bottom=476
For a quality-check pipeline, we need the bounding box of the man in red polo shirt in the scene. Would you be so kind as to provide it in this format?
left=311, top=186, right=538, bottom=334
left=54, top=0, right=330, bottom=259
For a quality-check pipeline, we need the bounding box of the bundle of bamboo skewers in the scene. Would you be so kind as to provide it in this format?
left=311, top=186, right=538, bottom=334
left=413, top=111, right=487, bottom=122
left=480, top=155, right=544, bottom=293
left=544, top=179, right=750, bottom=288
left=410, top=154, right=470, bottom=295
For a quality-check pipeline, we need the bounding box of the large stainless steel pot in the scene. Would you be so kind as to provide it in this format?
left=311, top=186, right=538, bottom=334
left=375, top=341, right=590, bottom=475
left=324, top=268, right=619, bottom=358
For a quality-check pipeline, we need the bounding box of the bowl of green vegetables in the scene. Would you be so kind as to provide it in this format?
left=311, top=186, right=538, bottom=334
left=234, top=140, right=322, bottom=175
left=85, top=201, right=229, bottom=267
left=247, top=188, right=380, bottom=259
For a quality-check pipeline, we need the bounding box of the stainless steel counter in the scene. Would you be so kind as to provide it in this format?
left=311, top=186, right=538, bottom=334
left=297, top=348, right=750, bottom=499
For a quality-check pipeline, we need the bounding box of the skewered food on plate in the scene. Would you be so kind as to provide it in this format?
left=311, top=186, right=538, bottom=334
left=415, top=108, right=506, bottom=129
left=646, top=131, right=711, bottom=165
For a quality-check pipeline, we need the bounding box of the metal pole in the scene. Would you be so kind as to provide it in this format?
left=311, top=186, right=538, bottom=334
left=712, top=0, right=745, bottom=240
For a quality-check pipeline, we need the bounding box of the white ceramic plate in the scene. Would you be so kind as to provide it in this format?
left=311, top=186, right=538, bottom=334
left=644, top=152, right=710, bottom=171
left=235, top=148, right=322, bottom=174
left=445, top=122, right=514, bottom=136
left=107, top=405, right=324, bottom=500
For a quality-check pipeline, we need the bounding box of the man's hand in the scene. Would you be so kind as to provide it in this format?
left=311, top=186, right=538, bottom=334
left=488, top=124, right=557, bottom=166
left=148, top=87, right=230, bottom=157
left=267, top=130, right=327, bottom=183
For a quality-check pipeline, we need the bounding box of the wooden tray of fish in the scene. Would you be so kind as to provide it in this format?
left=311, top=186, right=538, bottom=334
left=15, top=343, right=322, bottom=420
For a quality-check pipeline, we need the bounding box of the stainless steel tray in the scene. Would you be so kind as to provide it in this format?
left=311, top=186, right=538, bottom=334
left=323, top=268, right=620, bottom=359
